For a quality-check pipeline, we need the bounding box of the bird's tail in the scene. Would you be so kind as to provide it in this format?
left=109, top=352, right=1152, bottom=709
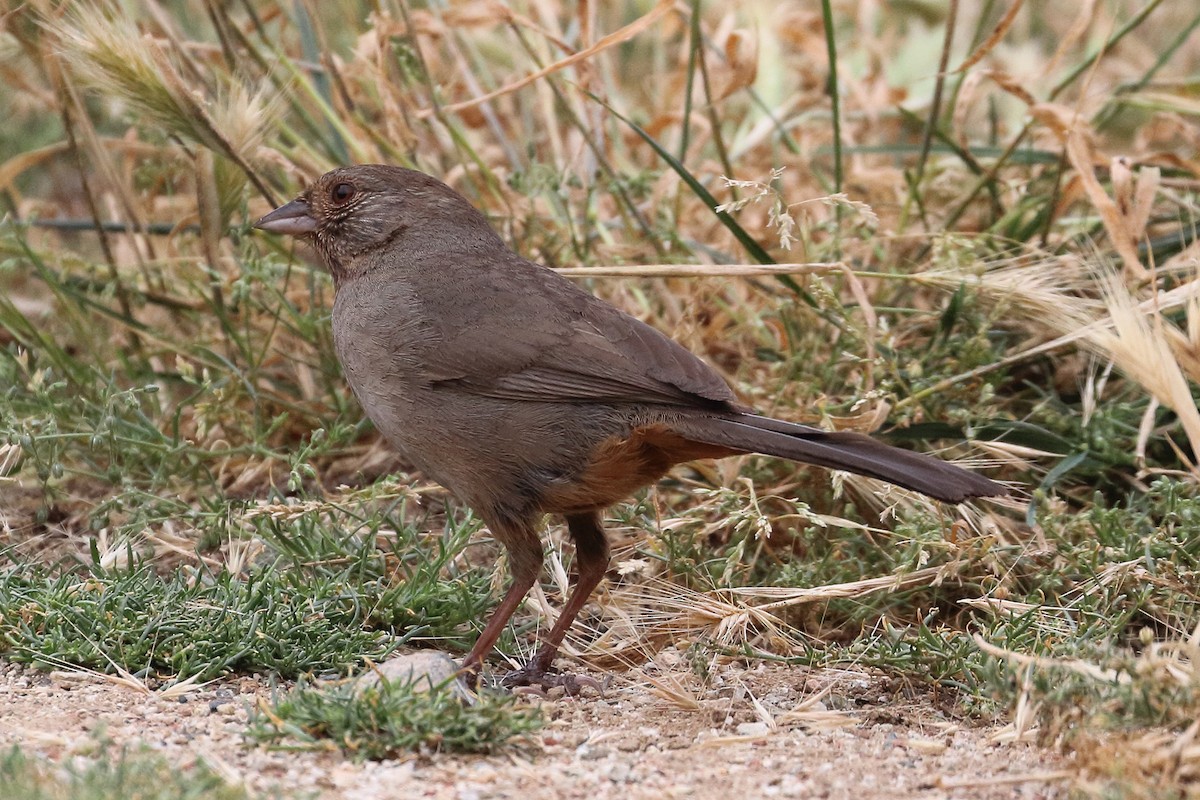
left=672, top=414, right=1006, bottom=504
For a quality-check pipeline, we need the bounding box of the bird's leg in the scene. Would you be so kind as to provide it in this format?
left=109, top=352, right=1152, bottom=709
left=459, top=516, right=543, bottom=688
left=502, top=511, right=609, bottom=695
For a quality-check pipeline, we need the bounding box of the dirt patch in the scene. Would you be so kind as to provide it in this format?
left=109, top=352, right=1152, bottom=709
left=0, top=658, right=1071, bottom=799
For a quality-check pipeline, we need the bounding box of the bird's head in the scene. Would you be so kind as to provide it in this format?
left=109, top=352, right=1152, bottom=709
left=254, top=164, right=500, bottom=283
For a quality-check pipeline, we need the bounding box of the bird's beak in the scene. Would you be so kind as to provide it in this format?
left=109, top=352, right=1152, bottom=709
left=254, top=198, right=318, bottom=236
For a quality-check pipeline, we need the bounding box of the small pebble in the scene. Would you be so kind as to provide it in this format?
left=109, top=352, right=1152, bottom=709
left=576, top=743, right=609, bottom=760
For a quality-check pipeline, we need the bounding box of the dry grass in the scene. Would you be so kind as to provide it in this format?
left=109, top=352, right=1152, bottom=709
left=2, top=0, right=1200, bottom=794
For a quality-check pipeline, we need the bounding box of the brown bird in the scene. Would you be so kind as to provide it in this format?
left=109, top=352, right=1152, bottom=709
left=255, top=165, right=1007, bottom=691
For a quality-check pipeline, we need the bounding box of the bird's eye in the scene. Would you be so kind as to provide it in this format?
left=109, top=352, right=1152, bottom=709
left=330, top=183, right=356, bottom=205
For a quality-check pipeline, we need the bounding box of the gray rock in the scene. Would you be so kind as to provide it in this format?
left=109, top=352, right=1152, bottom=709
left=353, top=651, right=475, bottom=703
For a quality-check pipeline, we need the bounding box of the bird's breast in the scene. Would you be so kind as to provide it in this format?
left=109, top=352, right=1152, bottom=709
left=331, top=277, right=434, bottom=421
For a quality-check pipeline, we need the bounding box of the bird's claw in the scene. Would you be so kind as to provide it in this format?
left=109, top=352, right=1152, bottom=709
left=501, top=665, right=606, bottom=697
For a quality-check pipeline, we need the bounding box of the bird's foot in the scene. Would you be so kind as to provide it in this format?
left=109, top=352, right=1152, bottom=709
left=500, top=663, right=606, bottom=698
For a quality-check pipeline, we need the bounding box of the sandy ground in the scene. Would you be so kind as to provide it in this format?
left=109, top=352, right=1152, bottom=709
left=0, top=656, right=1074, bottom=799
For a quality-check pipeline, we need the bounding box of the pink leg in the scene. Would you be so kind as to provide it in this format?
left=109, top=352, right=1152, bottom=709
left=503, top=511, right=610, bottom=691
left=459, top=515, right=543, bottom=685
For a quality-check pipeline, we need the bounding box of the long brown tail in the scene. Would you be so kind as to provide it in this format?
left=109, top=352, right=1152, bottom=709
left=673, top=414, right=1007, bottom=504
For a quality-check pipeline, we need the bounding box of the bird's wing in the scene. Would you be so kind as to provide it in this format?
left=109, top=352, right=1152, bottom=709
left=422, top=255, right=741, bottom=409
